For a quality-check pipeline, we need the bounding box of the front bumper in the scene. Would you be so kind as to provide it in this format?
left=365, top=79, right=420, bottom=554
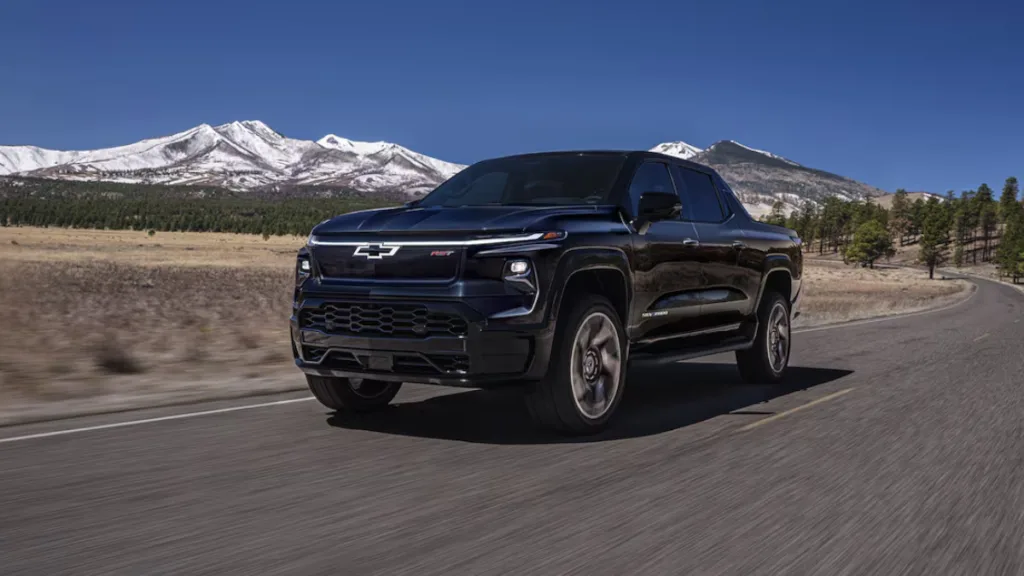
left=291, top=296, right=553, bottom=388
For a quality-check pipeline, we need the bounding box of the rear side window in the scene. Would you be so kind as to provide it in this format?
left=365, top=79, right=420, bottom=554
left=674, top=166, right=726, bottom=222
left=713, top=177, right=746, bottom=219
left=627, top=162, right=675, bottom=216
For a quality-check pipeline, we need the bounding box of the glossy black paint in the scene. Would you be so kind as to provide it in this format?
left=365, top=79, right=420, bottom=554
left=291, top=150, right=802, bottom=387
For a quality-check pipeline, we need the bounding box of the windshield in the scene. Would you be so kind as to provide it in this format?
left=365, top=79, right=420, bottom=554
left=416, top=153, right=626, bottom=207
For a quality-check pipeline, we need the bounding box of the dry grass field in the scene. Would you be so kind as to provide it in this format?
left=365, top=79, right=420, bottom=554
left=794, top=259, right=970, bottom=327
left=0, top=228, right=306, bottom=423
left=0, top=227, right=971, bottom=424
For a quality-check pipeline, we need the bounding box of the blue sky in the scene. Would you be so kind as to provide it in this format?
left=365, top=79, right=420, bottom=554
left=3, top=0, right=1023, bottom=195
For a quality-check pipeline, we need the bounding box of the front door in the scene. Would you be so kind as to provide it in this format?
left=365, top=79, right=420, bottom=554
left=626, top=161, right=704, bottom=343
left=672, top=164, right=751, bottom=329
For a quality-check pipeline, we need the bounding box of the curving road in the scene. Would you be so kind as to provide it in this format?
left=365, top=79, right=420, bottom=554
left=2, top=275, right=1023, bottom=575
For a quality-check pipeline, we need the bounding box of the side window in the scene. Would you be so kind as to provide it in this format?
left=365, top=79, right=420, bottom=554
left=674, top=166, right=726, bottom=223
left=627, top=162, right=675, bottom=217
left=715, top=178, right=746, bottom=218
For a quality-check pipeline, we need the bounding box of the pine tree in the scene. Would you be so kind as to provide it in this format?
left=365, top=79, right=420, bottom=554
left=889, top=189, right=911, bottom=246
left=845, top=220, right=895, bottom=269
left=971, top=185, right=996, bottom=263
left=765, top=200, right=787, bottom=226
left=999, top=177, right=1019, bottom=223
left=918, top=197, right=949, bottom=279
left=908, top=197, right=926, bottom=240
left=997, top=209, right=1024, bottom=282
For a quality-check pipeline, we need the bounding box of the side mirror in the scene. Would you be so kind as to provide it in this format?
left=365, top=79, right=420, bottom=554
left=635, top=191, right=681, bottom=234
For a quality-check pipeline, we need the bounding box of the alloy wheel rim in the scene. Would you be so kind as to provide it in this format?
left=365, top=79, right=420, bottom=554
left=570, top=312, right=622, bottom=420
left=766, top=302, right=790, bottom=374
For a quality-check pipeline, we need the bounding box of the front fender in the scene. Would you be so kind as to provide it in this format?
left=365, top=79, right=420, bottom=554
left=546, top=247, right=633, bottom=326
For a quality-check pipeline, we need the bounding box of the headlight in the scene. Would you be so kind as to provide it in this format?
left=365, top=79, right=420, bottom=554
left=502, top=258, right=535, bottom=293
left=296, top=252, right=312, bottom=284
left=508, top=260, right=529, bottom=275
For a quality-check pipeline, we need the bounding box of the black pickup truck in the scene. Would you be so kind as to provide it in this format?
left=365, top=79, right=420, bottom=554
left=291, top=150, right=802, bottom=435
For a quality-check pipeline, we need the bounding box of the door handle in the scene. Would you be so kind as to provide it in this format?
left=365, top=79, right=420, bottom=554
left=683, top=238, right=700, bottom=247
left=732, top=241, right=746, bottom=249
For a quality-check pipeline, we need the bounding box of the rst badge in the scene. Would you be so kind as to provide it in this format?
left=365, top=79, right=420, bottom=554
left=353, top=244, right=400, bottom=260
left=430, top=250, right=455, bottom=257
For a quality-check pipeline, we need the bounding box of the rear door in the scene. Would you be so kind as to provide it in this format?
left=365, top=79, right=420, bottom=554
left=626, top=161, right=703, bottom=342
left=671, top=164, right=751, bottom=328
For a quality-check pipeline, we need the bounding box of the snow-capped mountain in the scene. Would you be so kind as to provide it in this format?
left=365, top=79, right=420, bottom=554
left=1, top=123, right=889, bottom=215
left=649, top=141, right=703, bottom=160
left=651, top=139, right=886, bottom=217
left=0, top=121, right=466, bottom=193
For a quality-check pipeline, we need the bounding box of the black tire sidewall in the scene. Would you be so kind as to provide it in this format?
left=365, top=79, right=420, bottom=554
left=550, top=295, right=628, bottom=430
left=306, top=375, right=401, bottom=412
left=755, top=291, right=790, bottom=381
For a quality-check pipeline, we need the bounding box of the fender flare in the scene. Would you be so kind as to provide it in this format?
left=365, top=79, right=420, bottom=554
left=754, top=255, right=796, bottom=310
left=546, top=247, right=633, bottom=325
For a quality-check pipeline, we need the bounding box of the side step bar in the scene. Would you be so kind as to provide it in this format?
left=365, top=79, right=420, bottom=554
left=627, top=337, right=755, bottom=368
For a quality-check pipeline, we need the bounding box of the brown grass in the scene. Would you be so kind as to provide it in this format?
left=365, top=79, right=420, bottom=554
left=0, top=226, right=305, bottom=267
left=0, top=227, right=304, bottom=422
left=796, top=260, right=970, bottom=327
left=0, top=227, right=972, bottom=423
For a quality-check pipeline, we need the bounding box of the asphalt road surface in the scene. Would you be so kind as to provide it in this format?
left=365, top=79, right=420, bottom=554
left=3, top=276, right=1023, bottom=575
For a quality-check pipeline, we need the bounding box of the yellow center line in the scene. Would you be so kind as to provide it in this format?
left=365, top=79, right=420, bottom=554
left=974, top=333, right=990, bottom=342
left=737, top=388, right=855, bottom=432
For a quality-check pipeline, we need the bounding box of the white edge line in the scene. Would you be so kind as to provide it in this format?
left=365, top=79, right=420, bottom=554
left=0, top=397, right=314, bottom=445
left=737, top=388, right=855, bottom=432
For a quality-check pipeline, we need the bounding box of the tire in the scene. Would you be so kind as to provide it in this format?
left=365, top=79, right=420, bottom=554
left=306, top=375, right=402, bottom=413
left=525, top=294, right=628, bottom=435
left=735, top=290, right=791, bottom=384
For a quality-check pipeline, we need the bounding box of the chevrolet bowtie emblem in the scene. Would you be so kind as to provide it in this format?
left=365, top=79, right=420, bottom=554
left=353, top=244, right=400, bottom=259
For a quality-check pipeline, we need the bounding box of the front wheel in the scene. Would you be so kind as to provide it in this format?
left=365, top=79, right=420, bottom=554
left=736, top=290, right=791, bottom=384
left=525, top=294, right=628, bottom=435
left=306, top=375, right=402, bottom=413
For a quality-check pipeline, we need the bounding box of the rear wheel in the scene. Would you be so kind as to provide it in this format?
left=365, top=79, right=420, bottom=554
left=306, top=375, right=402, bottom=413
left=525, top=294, right=627, bottom=435
left=736, top=290, right=791, bottom=384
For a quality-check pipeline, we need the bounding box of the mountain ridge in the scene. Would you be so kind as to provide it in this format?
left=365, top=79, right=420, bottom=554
left=0, top=121, right=465, bottom=194
left=650, top=139, right=887, bottom=217
left=1, top=121, right=888, bottom=215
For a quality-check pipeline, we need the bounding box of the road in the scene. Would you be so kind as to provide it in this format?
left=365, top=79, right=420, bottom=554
left=2, top=276, right=1023, bottom=575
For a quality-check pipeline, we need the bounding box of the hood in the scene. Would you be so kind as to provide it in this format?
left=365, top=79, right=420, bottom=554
left=311, top=204, right=619, bottom=237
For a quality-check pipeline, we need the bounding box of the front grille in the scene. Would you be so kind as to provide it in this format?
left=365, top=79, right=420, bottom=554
left=303, top=346, right=328, bottom=363
left=313, top=245, right=462, bottom=281
left=299, top=302, right=468, bottom=338
left=394, top=353, right=470, bottom=375
left=303, top=347, right=470, bottom=375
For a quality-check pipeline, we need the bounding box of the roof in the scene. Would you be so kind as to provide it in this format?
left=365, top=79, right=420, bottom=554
left=466, top=149, right=718, bottom=175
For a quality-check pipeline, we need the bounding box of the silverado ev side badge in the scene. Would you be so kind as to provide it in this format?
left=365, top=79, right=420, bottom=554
left=353, top=244, right=400, bottom=260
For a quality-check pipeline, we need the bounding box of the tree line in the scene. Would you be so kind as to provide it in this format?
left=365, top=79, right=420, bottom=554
left=760, top=177, right=1024, bottom=282
left=0, top=178, right=399, bottom=237
left=4, top=176, right=1024, bottom=282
